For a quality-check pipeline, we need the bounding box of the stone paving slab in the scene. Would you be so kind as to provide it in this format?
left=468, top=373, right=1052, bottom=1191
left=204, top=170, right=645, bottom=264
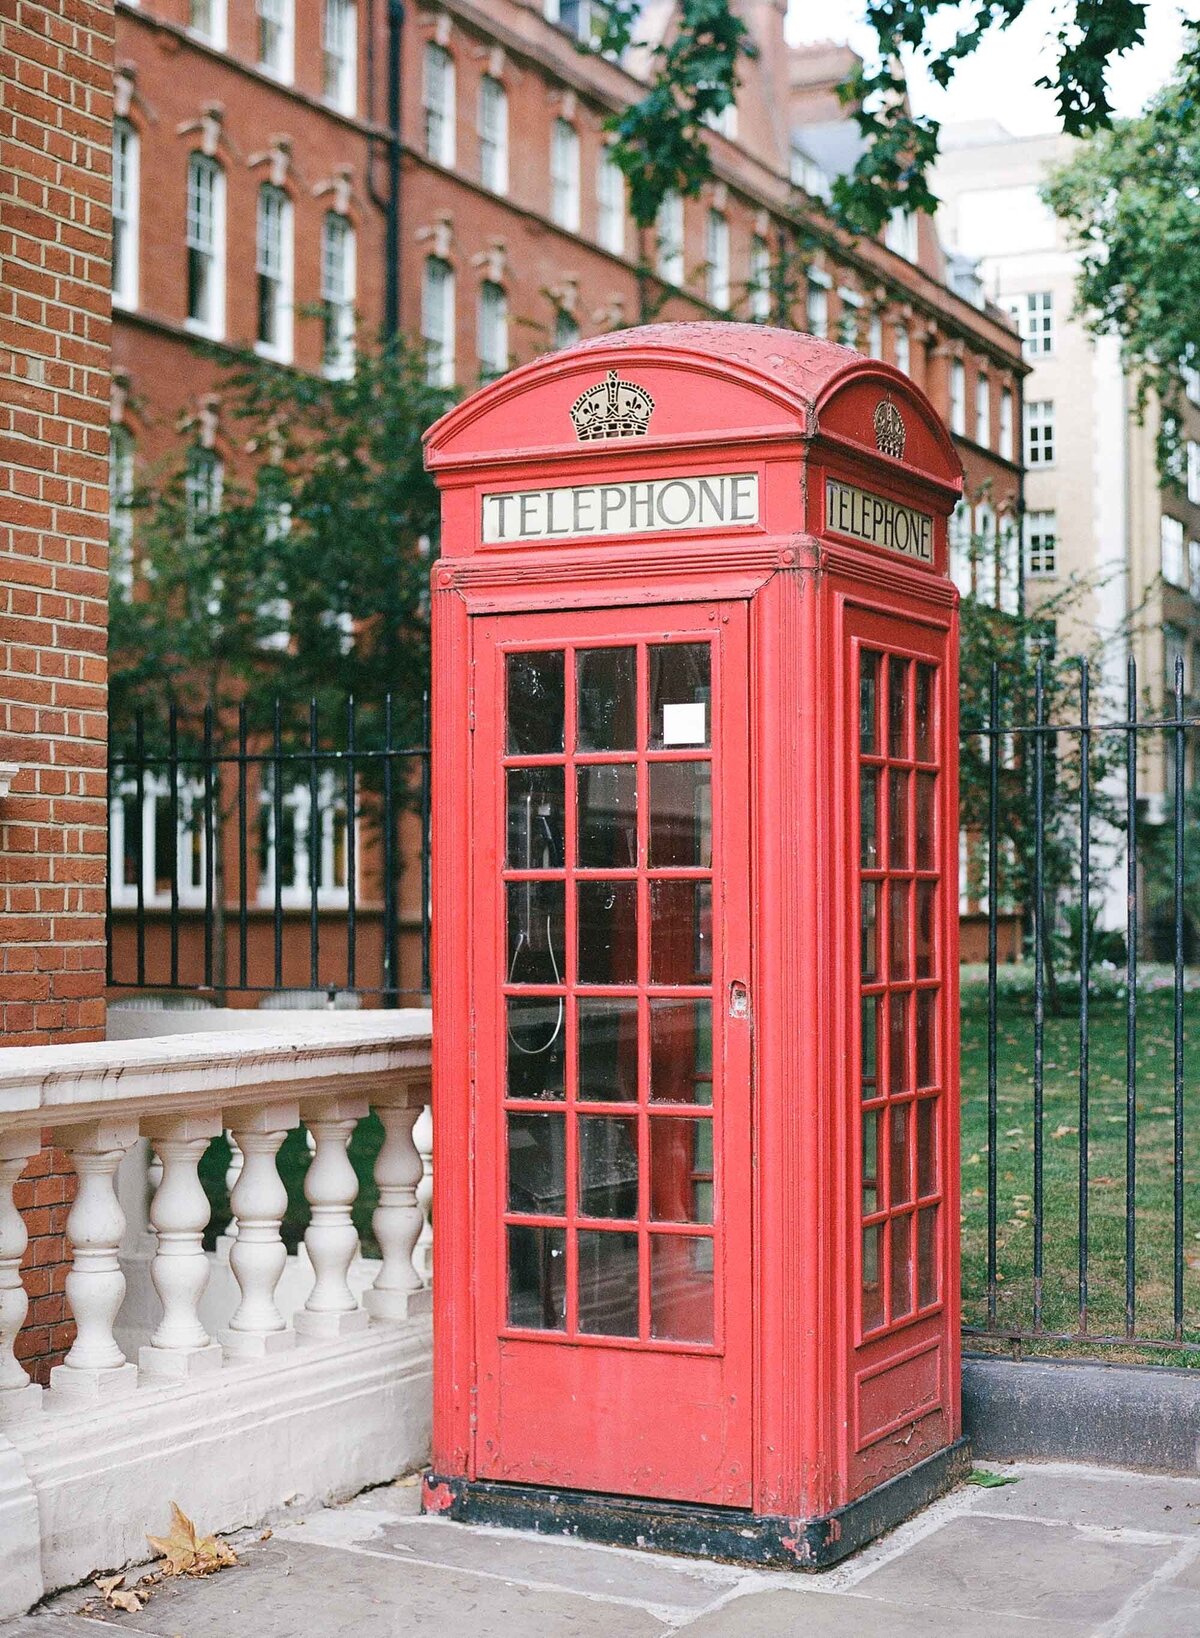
left=10, top=1462, right=1200, bottom=1638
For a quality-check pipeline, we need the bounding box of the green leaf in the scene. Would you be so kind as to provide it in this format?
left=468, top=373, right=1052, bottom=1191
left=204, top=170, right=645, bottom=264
left=965, top=1468, right=1021, bottom=1488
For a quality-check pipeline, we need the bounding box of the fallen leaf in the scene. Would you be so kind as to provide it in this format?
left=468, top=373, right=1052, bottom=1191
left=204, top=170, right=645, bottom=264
left=965, top=1468, right=1020, bottom=1488
left=147, top=1502, right=238, bottom=1578
left=260, top=1529, right=273, bottom=1541
left=95, top=1575, right=124, bottom=1597
left=109, top=1590, right=144, bottom=1614
left=1051, top=1125, right=1077, bottom=1139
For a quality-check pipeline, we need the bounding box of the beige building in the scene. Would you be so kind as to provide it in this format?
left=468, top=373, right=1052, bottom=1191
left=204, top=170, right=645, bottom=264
left=934, top=122, right=1200, bottom=820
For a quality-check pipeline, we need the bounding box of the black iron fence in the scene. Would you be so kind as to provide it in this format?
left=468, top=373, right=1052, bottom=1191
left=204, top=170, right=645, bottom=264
left=105, top=696, right=430, bottom=1005
left=964, top=655, right=1200, bottom=1356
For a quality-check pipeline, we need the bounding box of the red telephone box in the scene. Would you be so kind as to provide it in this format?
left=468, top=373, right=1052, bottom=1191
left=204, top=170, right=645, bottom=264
left=422, top=323, right=966, bottom=1567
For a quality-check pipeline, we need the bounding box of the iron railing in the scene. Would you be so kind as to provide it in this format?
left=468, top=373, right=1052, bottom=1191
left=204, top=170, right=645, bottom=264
left=965, top=655, right=1199, bottom=1355
left=105, top=696, right=430, bottom=1005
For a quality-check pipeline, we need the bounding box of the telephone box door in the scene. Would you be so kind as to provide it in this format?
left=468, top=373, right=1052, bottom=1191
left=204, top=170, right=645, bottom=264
left=471, top=601, right=753, bottom=1507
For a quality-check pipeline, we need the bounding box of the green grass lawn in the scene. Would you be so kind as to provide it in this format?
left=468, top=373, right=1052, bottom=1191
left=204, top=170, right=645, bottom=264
left=959, top=981, right=1200, bottom=1358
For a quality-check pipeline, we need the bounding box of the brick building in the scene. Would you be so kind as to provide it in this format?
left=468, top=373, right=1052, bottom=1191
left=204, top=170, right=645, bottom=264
left=104, top=0, right=1026, bottom=987
left=2, top=0, right=116, bottom=1375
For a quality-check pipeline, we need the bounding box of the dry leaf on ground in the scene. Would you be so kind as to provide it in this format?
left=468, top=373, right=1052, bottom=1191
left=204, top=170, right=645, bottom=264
left=93, top=1573, right=147, bottom=1614
left=146, top=1502, right=238, bottom=1578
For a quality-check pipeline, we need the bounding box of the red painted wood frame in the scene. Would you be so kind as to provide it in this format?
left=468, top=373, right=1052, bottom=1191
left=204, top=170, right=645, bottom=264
left=471, top=603, right=753, bottom=1506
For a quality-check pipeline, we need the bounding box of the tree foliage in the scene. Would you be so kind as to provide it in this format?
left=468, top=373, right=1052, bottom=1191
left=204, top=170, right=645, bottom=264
left=109, top=335, right=451, bottom=744
left=1043, top=23, right=1200, bottom=479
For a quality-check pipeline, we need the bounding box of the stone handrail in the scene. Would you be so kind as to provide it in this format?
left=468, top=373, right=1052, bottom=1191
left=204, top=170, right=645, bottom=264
left=0, top=1012, right=432, bottom=1413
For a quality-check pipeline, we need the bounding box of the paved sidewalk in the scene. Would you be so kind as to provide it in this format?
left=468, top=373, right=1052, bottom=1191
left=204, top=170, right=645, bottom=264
left=10, top=1462, right=1200, bottom=1637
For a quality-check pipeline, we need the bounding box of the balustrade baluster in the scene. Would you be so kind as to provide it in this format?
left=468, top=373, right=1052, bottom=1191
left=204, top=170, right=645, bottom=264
left=364, top=1086, right=431, bottom=1323
left=295, top=1095, right=369, bottom=1338
left=0, top=1133, right=43, bottom=1416
left=139, top=1112, right=223, bottom=1378
left=220, top=1101, right=298, bottom=1357
left=413, top=1102, right=433, bottom=1284
left=48, top=1119, right=139, bottom=1404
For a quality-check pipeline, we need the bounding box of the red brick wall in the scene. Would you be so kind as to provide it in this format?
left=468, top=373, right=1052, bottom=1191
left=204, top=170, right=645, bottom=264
left=1, top=0, right=116, bottom=1373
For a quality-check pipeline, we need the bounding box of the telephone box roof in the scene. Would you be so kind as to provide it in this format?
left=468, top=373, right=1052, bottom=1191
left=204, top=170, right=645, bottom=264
left=424, top=322, right=961, bottom=493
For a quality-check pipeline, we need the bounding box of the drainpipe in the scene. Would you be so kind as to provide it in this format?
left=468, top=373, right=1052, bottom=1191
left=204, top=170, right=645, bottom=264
left=1016, top=368, right=1026, bottom=621
left=384, top=0, right=404, bottom=340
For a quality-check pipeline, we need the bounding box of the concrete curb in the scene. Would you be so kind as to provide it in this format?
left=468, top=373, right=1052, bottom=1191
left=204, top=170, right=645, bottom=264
left=964, top=1354, right=1200, bottom=1473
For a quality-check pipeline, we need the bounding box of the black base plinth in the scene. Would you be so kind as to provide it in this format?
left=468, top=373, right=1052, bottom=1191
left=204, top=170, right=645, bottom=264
left=422, top=1437, right=971, bottom=1571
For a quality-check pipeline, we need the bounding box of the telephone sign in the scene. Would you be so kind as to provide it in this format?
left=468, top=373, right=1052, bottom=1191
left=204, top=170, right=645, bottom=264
left=422, top=323, right=966, bottom=1568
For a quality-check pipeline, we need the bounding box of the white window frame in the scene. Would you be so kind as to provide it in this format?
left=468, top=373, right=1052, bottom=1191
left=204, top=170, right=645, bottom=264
left=884, top=208, right=918, bottom=261
left=705, top=209, right=729, bottom=310
left=257, top=769, right=352, bottom=910
left=948, top=500, right=972, bottom=598
left=1002, top=290, right=1054, bottom=357
left=255, top=184, right=293, bottom=363
left=1183, top=346, right=1200, bottom=407
left=109, top=772, right=208, bottom=909
left=656, top=191, right=684, bottom=285
left=893, top=323, right=910, bottom=375
left=109, top=424, right=135, bottom=601
left=322, top=0, right=356, bottom=113
left=749, top=235, right=770, bottom=323
left=999, top=389, right=1014, bottom=461
left=596, top=147, right=625, bottom=256
left=1162, top=514, right=1186, bottom=587
left=185, top=153, right=225, bottom=339
left=550, top=119, right=580, bottom=232
left=479, top=75, right=508, bottom=195
left=975, top=372, right=990, bottom=447
left=837, top=285, right=863, bottom=348
left=188, top=0, right=226, bottom=47
left=478, top=279, right=508, bottom=379
left=321, top=212, right=356, bottom=380
left=1187, top=440, right=1200, bottom=507
left=949, top=359, right=966, bottom=436
left=256, top=0, right=294, bottom=82
left=1190, top=537, right=1200, bottom=602
left=1025, top=399, right=1055, bottom=466
left=806, top=267, right=830, bottom=339
left=866, top=313, right=883, bottom=359
left=185, top=445, right=223, bottom=542
left=421, top=256, right=455, bottom=387
left=554, top=307, right=579, bottom=349
left=423, top=44, right=456, bottom=168
left=1025, top=510, right=1057, bottom=578
left=112, top=119, right=139, bottom=311
left=998, top=514, right=1020, bottom=614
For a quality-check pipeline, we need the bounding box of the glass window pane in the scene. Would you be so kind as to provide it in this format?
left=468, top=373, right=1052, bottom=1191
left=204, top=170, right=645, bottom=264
left=507, top=650, right=564, bottom=754
left=577, top=998, right=638, bottom=1102
left=916, top=772, right=936, bottom=869
left=918, top=1205, right=938, bottom=1307
left=888, top=769, right=910, bottom=870
left=507, top=1224, right=566, bottom=1330
left=507, top=997, right=565, bottom=1099
left=860, top=768, right=879, bottom=867
left=577, top=646, right=636, bottom=751
left=891, top=1213, right=913, bottom=1319
left=578, top=880, right=638, bottom=984
left=578, top=1115, right=638, bottom=1218
left=651, top=1236, right=713, bottom=1342
left=889, top=1102, right=912, bottom=1206
left=860, top=651, right=879, bottom=753
left=916, top=881, right=936, bottom=977
left=507, top=766, right=564, bottom=870
left=649, top=644, right=710, bottom=749
left=862, top=1223, right=884, bottom=1331
left=889, top=880, right=910, bottom=978
left=861, top=882, right=878, bottom=980
left=888, top=655, right=909, bottom=758
left=917, top=1097, right=937, bottom=1196
left=862, top=1108, right=879, bottom=1214
left=649, top=761, right=711, bottom=868
left=917, top=989, right=936, bottom=1086
left=650, top=1117, right=712, bottom=1223
left=577, top=764, right=637, bottom=868
left=507, top=882, right=565, bottom=986
left=861, top=995, right=879, bottom=1097
left=649, top=880, right=712, bottom=984
left=889, top=990, right=909, bottom=1094
left=915, top=663, right=936, bottom=761
left=507, top=1111, right=566, bottom=1214
left=578, top=1229, right=639, bottom=1335
left=650, top=999, right=712, bottom=1103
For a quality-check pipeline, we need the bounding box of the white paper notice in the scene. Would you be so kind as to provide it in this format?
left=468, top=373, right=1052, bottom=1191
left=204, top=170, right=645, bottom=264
left=662, top=702, right=707, bottom=746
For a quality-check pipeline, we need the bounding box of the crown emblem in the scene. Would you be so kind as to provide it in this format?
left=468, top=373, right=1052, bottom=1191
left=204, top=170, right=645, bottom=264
left=570, top=371, right=655, bottom=441
left=874, top=398, right=906, bottom=460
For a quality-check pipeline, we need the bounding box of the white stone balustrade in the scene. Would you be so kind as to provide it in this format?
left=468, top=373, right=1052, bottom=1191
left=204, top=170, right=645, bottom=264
left=0, top=1010, right=434, bottom=1620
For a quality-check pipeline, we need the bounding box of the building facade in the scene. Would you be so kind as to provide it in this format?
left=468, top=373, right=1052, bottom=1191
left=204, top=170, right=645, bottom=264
left=105, top=0, right=1026, bottom=986
left=935, top=122, right=1200, bottom=815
